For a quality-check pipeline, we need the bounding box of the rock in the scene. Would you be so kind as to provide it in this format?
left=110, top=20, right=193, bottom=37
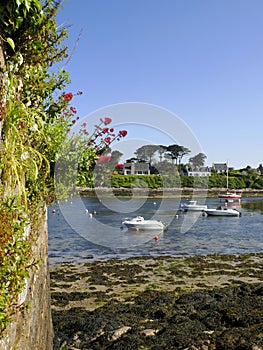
left=51, top=255, right=263, bottom=350
left=109, top=326, right=131, bottom=341
left=141, top=328, right=159, bottom=336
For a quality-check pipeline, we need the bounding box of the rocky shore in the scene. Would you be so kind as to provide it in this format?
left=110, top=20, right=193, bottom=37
left=77, top=187, right=263, bottom=198
left=51, top=253, right=263, bottom=350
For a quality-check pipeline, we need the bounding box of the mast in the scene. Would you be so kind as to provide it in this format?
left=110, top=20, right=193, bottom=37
left=226, top=161, right=229, bottom=189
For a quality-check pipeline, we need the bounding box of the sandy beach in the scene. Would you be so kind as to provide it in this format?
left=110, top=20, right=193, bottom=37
left=51, top=253, right=263, bottom=349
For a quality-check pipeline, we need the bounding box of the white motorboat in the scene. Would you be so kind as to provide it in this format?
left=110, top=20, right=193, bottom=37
left=180, top=200, right=207, bottom=212
left=121, top=216, right=168, bottom=231
left=204, top=206, right=241, bottom=217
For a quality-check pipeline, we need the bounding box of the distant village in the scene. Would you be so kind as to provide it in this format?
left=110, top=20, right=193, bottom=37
left=103, top=144, right=263, bottom=180
left=122, top=160, right=263, bottom=177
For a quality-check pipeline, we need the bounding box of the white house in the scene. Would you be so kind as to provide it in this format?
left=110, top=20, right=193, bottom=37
left=123, top=162, right=150, bottom=175
left=182, top=166, right=211, bottom=177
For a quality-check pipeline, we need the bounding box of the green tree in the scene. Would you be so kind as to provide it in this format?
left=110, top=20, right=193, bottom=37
left=134, top=144, right=159, bottom=163
left=165, top=144, right=191, bottom=165
left=189, top=153, right=207, bottom=168
left=110, top=150, right=123, bottom=164
left=156, top=145, right=167, bottom=162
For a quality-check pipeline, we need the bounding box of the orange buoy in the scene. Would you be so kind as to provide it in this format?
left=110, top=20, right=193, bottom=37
left=154, top=235, right=159, bottom=241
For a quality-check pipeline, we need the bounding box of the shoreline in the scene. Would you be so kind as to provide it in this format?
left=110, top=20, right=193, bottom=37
left=77, top=186, right=263, bottom=198
left=51, top=253, right=263, bottom=349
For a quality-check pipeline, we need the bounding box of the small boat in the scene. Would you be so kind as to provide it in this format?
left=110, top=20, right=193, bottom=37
left=121, top=216, right=168, bottom=231
left=204, top=206, right=241, bottom=217
left=218, top=162, right=242, bottom=201
left=180, top=200, right=207, bottom=212
left=218, top=189, right=242, bottom=200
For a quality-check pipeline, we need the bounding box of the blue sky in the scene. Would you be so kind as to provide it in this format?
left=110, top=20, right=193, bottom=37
left=56, top=0, right=263, bottom=169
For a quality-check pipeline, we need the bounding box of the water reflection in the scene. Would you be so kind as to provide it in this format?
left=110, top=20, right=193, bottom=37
left=48, top=196, right=263, bottom=265
left=241, top=198, right=263, bottom=213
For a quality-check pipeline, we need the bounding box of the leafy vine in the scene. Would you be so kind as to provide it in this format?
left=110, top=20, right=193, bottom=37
left=0, top=0, right=127, bottom=335
left=0, top=0, right=75, bottom=335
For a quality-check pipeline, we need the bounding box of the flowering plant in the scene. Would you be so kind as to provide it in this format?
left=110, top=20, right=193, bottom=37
left=0, top=0, right=127, bottom=334
left=55, top=101, right=128, bottom=190
left=0, top=0, right=89, bottom=333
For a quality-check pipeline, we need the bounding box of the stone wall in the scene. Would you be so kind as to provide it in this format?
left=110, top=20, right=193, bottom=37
left=0, top=207, right=53, bottom=350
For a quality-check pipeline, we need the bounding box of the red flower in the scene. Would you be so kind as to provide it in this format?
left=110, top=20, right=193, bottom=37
left=103, top=117, right=112, bottom=125
left=70, top=106, right=77, bottom=113
left=63, top=92, right=73, bottom=101
left=118, top=130, right=128, bottom=137
left=110, top=128, right=114, bottom=132
left=117, top=164, right=123, bottom=170
left=104, top=136, right=111, bottom=144
left=103, top=127, right=109, bottom=133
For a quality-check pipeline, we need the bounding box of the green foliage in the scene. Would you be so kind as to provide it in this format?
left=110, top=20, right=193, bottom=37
left=252, top=176, right=263, bottom=189
left=111, top=175, right=182, bottom=188
left=99, top=173, right=263, bottom=190
left=0, top=0, right=74, bottom=335
left=189, top=152, right=207, bottom=167
left=0, top=198, right=32, bottom=333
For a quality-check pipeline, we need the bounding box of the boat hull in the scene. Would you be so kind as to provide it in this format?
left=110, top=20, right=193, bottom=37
left=181, top=200, right=207, bottom=212
left=182, top=205, right=207, bottom=212
left=218, top=190, right=242, bottom=200
left=122, top=216, right=167, bottom=230
left=204, top=208, right=241, bottom=217
left=218, top=194, right=242, bottom=199
left=122, top=222, right=165, bottom=230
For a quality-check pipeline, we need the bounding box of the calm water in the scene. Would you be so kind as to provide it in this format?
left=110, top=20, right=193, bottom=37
left=48, top=196, right=263, bottom=265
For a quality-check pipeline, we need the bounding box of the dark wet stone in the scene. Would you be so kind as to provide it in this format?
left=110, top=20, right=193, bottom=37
left=51, top=255, right=263, bottom=349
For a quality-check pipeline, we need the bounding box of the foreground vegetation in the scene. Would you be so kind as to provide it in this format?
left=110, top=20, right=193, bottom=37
left=101, top=172, right=263, bottom=189
left=0, top=0, right=125, bottom=336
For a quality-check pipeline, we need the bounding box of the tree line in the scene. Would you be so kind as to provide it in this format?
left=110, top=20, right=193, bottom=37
left=128, top=144, right=207, bottom=168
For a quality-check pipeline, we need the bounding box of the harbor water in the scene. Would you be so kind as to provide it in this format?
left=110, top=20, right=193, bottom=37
left=48, top=196, right=263, bottom=265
